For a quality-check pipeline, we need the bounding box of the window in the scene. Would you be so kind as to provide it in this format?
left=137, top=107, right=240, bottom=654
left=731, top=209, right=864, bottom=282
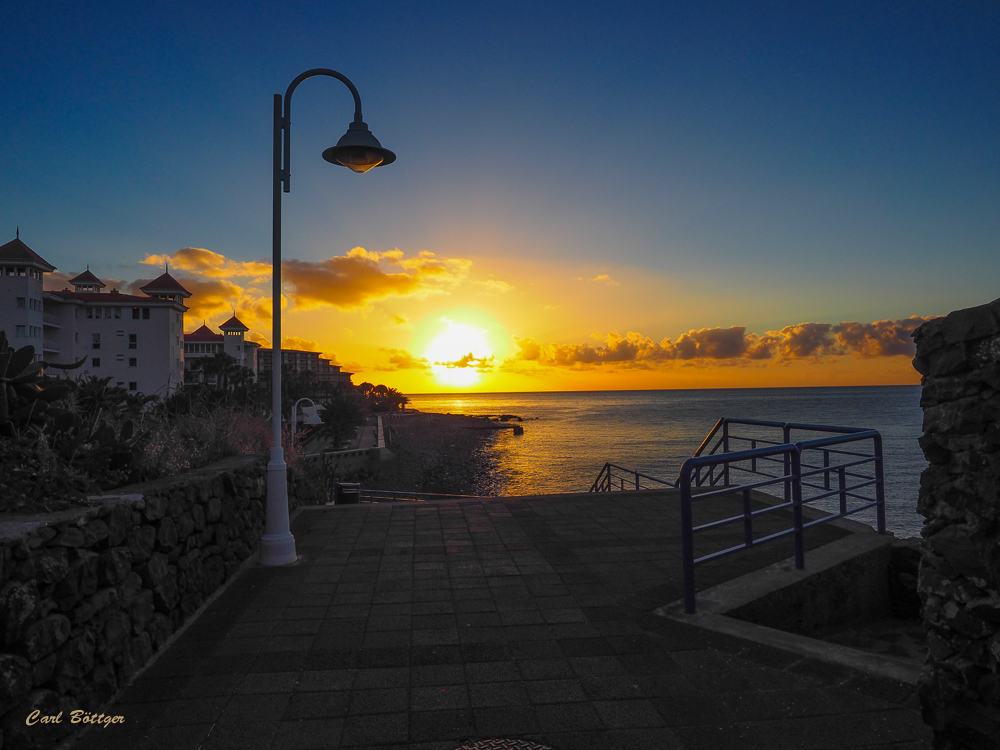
left=142, top=308, right=150, bottom=320
left=114, top=307, right=121, bottom=318
left=116, top=381, right=125, bottom=387
left=16, top=267, right=25, bottom=276
left=116, top=330, right=124, bottom=337
left=132, top=308, right=140, bottom=319
left=3, top=267, right=12, bottom=275
left=87, top=308, right=95, bottom=319
left=92, top=333, right=100, bottom=350
left=128, top=382, right=137, bottom=391
left=15, top=325, right=25, bottom=336
left=116, top=354, right=124, bottom=362
left=128, top=333, right=137, bottom=349
left=128, top=358, right=137, bottom=367
left=16, top=297, right=25, bottom=308
left=91, top=358, right=100, bottom=368
left=75, top=333, right=79, bottom=343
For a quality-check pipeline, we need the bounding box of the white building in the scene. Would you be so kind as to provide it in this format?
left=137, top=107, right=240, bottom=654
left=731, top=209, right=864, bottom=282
left=0, top=234, right=189, bottom=397
left=183, top=316, right=260, bottom=383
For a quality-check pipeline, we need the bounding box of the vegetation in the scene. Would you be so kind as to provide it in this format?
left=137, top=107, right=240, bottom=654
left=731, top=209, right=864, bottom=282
left=0, top=329, right=411, bottom=513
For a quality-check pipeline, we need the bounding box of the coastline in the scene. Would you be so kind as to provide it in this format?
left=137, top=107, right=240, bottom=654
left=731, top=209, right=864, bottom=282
left=365, top=411, right=508, bottom=497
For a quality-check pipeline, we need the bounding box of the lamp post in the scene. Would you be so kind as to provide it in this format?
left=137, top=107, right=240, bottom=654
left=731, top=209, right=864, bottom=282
left=261, top=69, right=395, bottom=566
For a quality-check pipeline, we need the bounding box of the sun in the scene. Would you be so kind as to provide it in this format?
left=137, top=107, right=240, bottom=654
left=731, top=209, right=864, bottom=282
left=425, top=320, right=493, bottom=388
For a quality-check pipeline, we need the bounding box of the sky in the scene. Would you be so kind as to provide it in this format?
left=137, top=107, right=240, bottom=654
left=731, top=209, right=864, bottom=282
left=3, top=1, right=998, bottom=393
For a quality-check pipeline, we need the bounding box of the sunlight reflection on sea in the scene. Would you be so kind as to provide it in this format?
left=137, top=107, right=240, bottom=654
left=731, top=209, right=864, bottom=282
left=407, top=386, right=925, bottom=538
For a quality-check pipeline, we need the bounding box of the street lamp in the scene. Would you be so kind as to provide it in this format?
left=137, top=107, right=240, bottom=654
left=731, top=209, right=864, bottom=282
left=261, top=69, right=395, bottom=566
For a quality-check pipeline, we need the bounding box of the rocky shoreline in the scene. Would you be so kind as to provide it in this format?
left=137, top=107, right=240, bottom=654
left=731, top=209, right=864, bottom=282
left=364, top=412, right=511, bottom=497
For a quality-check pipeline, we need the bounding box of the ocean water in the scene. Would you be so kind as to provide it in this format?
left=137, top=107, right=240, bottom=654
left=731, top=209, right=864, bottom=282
left=406, top=386, right=926, bottom=538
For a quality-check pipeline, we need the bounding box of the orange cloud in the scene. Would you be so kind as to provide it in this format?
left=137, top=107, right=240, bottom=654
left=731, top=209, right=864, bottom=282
left=589, top=274, right=619, bottom=286
left=283, top=336, right=318, bottom=352
left=512, top=317, right=938, bottom=370
left=283, top=248, right=469, bottom=311
left=376, top=348, right=431, bottom=370
left=142, top=247, right=271, bottom=281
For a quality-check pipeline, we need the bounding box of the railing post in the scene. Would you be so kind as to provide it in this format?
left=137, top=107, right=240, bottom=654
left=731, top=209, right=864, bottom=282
left=635, top=471, right=640, bottom=490
left=680, top=474, right=697, bottom=614
left=791, top=448, right=804, bottom=569
left=722, top=421, right=730, bottom=486
left=838, top=466, right=847, bottom=516
left=742, top=487, right=753, bottom=550
left=783, top=425, right=792, bottom=505
left=823, top=449, right=830, bottom=491
left=751, top=439, right=757, bottom=473
left=873, top=434, right=886, bottom=534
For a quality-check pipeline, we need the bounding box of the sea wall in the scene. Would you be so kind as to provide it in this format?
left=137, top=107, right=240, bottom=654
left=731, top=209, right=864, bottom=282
left=912, top=298, right=1000, bottom=749
left=0, top=455, right=318, bottom=750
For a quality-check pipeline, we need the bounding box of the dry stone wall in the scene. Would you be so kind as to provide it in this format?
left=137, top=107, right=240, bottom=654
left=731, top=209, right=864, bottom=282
left=913, top=299, right=1000, bottom=749
left=0, top=455, right=317, bottom=750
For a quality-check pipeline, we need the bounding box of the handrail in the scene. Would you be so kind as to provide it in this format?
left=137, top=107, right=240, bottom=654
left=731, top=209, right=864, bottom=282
left=677, top=422, right=885, bottom=613
left=589, top=462, right=675, bottom=492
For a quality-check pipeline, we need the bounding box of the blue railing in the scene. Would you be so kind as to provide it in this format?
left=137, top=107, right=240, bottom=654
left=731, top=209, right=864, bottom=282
left=589, top=462, right=676, bottom=492
left=677, top=419, right=885, bottom=613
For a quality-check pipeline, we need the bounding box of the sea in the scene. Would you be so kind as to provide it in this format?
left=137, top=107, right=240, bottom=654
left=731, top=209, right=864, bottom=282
left=406, top=386, right=926, bottom=538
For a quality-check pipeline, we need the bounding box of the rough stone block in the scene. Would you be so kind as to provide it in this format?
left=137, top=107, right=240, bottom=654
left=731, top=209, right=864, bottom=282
left=0, top=653, right=33, bottom=706
left=156, top=517, right=178, bottom=551
left=1, top=581, right=42, bottom=646
left=116, top=571, right=142, bottom=608
left=942, top=303, right=1000, bottom=343
left=34, top=548, right=69, bottom=587
left=140, top=552, right=169, bottom=588
left=928, top=343, right=971, bottom=378
left=147, top=613, right=173, bottom=649
left=51, top=628, right=97, bottom=694
left=31, top=651, right=57, bottom=687
left=129, top=590, right=154, bottom=635
left=142, top=494, right=168, bottom=522
left=80, top=519, right=109, bottom=548
left=105, top=503, right=133, bottom=546
left=206, top=496, right=222, bottom=522
left=128, top=524, right=156, bottom=563
left=98, top=547, right=132, bottom=587
left=52, top=526, right=85, bottom=548
left=20, top=615, right=71, bottom=663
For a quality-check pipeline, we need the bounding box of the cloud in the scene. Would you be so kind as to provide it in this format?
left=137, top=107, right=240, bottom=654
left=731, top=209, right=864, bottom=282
left=142, top=247, right=271, bottom=281
left=511, top=317, right=938, bottom=370
left=589, top=274, right=619, bottom=286
left=377, top=348, right=431, bottom=370
left=832, top=317, right=929, bottom=357
left=436, top=353, right=496, bottom=373
left=282, top=248, right=470, bottom=311
left=282, top=336, right=318, bottom=352
left=247, top=332, right=270, bottom=347
left=475, top=277, right=514, bottom=293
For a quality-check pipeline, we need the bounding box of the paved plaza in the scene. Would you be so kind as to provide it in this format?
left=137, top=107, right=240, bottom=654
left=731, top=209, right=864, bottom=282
left=67, top=492, right=931, bottom=750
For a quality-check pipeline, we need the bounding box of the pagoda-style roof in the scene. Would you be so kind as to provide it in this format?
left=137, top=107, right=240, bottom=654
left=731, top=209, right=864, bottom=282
left=219, top=315, right=248, bottom=331
left=184, top=324, right=224, bottom=342
left=140, top=270, right=191, bottom=297
left=68, top=269, right=106, bottom=288
left=0, top=236, right=56, bottom=272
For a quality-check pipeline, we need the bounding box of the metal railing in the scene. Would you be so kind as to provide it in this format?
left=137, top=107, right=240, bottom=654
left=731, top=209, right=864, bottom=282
left=677, top=419, right=885, bottom=613
left=589, top=462, right=676, bottom=492
left=329, top=481, right=485, bottom=504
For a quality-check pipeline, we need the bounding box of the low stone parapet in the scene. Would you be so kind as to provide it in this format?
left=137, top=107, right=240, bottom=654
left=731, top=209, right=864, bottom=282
left=0, top=455, right=312, bottom=750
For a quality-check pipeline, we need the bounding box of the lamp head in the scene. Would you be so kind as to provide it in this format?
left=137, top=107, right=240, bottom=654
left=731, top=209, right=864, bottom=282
left=322, top=120, right=396, bottom=173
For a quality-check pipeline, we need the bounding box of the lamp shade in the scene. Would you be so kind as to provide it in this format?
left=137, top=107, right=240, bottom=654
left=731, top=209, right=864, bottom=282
left=322, top=121, right=396, bottom=173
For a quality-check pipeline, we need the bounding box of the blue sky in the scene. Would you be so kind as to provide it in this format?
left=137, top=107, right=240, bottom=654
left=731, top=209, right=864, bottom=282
left=3, top=1, right=998, bottom=390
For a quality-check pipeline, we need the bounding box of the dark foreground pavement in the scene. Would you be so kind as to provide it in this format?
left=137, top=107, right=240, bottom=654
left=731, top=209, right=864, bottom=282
left=64, top=492, right=931, bottom=750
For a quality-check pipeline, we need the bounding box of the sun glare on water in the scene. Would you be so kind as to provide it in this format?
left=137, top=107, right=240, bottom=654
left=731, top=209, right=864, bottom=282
left=425, top=320, right=493, bottom=388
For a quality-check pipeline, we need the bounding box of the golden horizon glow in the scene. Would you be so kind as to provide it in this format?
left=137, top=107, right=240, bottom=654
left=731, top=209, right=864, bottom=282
left=424, top=319, right=494, bottom=388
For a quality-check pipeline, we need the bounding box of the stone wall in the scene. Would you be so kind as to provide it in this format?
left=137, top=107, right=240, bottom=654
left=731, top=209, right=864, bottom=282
left=0, top=455, right=319, bottom=750
left=913, top=299, right=1000, bottom=749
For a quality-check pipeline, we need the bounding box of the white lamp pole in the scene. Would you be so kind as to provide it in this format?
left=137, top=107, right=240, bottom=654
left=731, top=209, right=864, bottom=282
left=260, top=68, right=395, bottom=566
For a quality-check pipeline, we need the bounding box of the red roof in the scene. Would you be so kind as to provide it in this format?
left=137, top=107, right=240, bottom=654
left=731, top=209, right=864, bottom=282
left=68, top=269, right=106, bottom=287
left=0, top=237, right=56, bottom=271
left=140, top=271, right=191, bottom=297
left=184, top=324, right=223, bottom=342
left=219, top=315, right=248, bottom=331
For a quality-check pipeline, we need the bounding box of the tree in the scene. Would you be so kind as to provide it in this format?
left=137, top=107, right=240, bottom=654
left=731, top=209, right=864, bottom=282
left=310, top=388, right=366, bottom=449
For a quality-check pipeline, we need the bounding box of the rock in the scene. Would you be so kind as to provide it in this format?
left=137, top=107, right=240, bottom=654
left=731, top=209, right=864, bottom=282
left=20, top=615, right=71, bottom=662
left=206, top=496, right=222, bottom=522
left=31, top=651, right=57, bottom=687
left=143, top=494, right=168, bottom=521
left=105, top=503, right=133, bottom=546
left=128, top=524, right=157, bottom=563
left=0, top=653, right=34, bottom=705
left=0, top=581, right=42, bottom=645
left=34, top=548, right=69, bottom=586
left=52, top=552, right=99, bottom=610
left=51, top=629, right=97, bottom=694
left=156, top=516, right=178, bottom=550
left=80, top=519, right=109, bottom=548
left=129, top=590, right=154, bottom=635
left=98, top=547, right=133, bottom=587
left=52, top=526, right=85, bottom=547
